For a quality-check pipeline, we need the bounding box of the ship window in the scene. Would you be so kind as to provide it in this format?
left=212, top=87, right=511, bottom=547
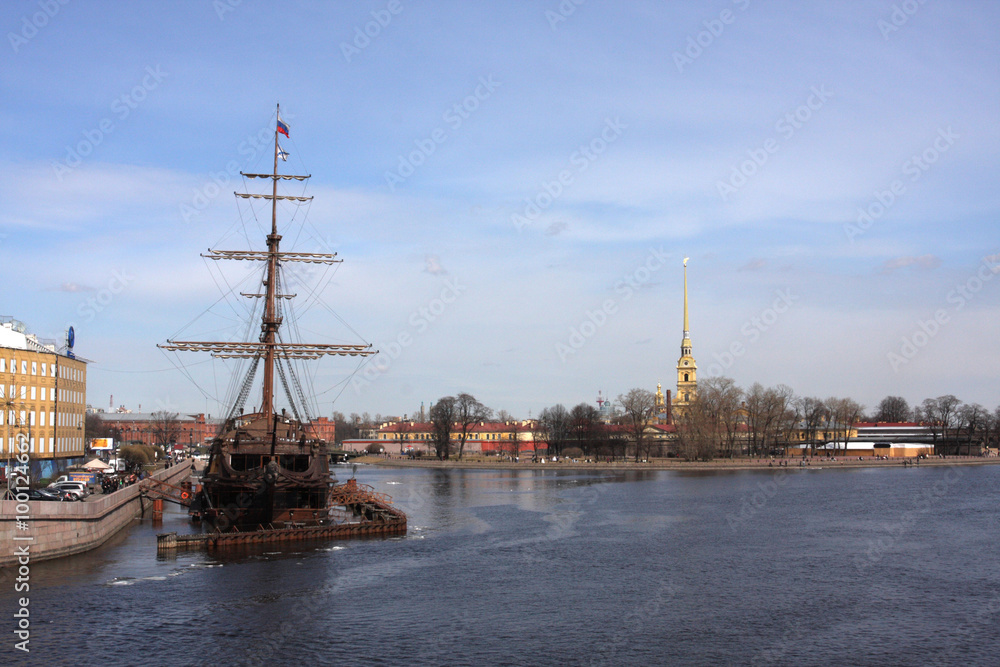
left=230, top=454, right=263, bottom=471
left=280, top=454, right=310, bottom=472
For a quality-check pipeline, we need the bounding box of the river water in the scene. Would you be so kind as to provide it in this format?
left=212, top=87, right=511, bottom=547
left=3, top=464, right=999, bottom=666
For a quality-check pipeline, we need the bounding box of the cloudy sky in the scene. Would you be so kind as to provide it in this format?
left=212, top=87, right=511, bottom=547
left=2, top=1, right=998, bottom=420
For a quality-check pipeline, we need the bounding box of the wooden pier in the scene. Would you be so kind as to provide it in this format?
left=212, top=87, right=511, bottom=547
left=153, top=477, right=407, bottom=553
left=157, top=517, right=406, bottom=552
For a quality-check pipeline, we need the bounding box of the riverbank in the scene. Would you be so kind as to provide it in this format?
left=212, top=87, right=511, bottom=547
left=0, top=461, right=193, bottom=566
left=353, top=454, right=1000, bottom=472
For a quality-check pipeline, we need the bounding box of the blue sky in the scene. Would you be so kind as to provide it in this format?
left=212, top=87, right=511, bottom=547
left=2, top=0, right=998, bottom=420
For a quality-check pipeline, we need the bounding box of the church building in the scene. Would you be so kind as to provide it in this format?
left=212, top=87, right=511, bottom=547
left=656, top=258, right=697, bottom=423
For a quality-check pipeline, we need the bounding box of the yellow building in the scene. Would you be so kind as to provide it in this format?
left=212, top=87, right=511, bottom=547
left=674, top=258, right=697, bottom=412
left=1, top=318, right=87, bottom=468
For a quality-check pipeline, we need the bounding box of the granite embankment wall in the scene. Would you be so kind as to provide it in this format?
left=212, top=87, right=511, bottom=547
left=0, top=462, right=191, bottom=566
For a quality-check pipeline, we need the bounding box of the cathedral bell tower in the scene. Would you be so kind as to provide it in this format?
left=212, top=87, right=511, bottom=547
left=675, top=257, right=697, bottom=408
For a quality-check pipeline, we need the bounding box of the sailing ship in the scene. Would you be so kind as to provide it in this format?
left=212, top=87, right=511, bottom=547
left=158, top=106, right=400, bottom=534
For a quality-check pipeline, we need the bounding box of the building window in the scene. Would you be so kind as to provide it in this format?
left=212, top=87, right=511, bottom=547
left=21, top=360, right=27, bottom=374
left=31, top=362, right=37, bottom=375
left=41, top=362, right=45, bottom=376
left=30, top=387, right=36, bottom=400
left=51, top=364, right=56, bottom=378
left=0, top=359, right=4, bottom=372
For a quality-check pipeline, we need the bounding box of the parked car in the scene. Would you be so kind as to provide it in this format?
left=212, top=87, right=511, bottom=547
left=28, top=488, right=67, bottom=502
left=47, top=481, right=88, bottom=499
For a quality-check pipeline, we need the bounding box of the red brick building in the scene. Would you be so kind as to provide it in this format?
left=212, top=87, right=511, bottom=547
left=98, top=412, right=335, bottom=450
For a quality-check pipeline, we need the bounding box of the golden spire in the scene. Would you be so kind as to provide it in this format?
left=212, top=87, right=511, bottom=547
left=682, top=257, right=690, bottom=338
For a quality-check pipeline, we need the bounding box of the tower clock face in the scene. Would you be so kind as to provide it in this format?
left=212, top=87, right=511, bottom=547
left=684, top=361, right=688, bottom=366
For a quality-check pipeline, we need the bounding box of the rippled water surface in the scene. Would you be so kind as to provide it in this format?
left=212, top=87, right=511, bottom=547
left=3, top=464, right=1000, bottom=666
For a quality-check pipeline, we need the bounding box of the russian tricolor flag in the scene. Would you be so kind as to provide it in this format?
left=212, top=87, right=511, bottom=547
left=277, top=113, right=290, bottom=137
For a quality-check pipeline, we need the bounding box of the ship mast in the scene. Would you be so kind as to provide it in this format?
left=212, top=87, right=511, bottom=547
left=260, top=103, right=283, bottom=427
left=160, top=105, right=376, bottom=429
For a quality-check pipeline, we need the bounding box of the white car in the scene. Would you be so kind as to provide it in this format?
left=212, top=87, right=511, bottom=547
left=48, top=481, right=88, bottom=499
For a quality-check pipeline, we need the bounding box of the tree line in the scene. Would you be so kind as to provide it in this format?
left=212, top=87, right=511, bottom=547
left=335, top=386, right=1000, bottom=461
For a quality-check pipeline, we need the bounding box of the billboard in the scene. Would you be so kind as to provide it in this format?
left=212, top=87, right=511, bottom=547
left=91, top=437, right=115, bottom=450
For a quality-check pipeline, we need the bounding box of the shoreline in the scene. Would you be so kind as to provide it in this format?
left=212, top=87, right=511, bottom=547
left=350, top=455, right=1000, bottom=473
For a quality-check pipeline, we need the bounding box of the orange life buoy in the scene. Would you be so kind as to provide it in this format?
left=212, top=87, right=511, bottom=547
left=180, top=491, right=190, bottom=500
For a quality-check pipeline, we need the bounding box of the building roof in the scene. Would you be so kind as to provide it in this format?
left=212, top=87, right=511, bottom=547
left=853, top=422, right=930, bottom=428
left=791, top=441, right=933, bottom=450
left=378, top=421, right=536, bottom=434
left=0, top=318, right=65, bottom=355
left=99, top=412, right=217, bottom=423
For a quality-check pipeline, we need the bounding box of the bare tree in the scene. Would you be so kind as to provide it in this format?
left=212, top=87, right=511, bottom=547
left=496, top=409, right=514, bottom=423
left=958, top=403, right=987, bottom=455
left=676, top=410, right=710, bottom=461
left=826, top=397, right=864, bottom=457
left=700, top=377, right=744, bottom=458
left=330, top=411, right=359, bottom=446
left=744, top=383, right=796, bottom=457
left=539, top=404, right=570, bottom=456
left=454, top=393, right=492, bottom=460
left=150, top=410, right=181, bottom=448
left=430, top=397, right=456, bottom=460
left=873, top=396, right=911, bottom=423
left=618, top=388, right=656, bottom=462
left=528, top=419, right=548, bottom=460
left=987, top=407, right=1000, bottom=451
left=503, top=423, right=523, bottom=460
left=795, top=397, right=827, bottom=457
left=569, top=402, right=601, bottom=456
left=919, top=395, right=962, bottom=448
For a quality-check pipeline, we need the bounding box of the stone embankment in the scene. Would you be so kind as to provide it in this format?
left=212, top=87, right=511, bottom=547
left=0, top=461, right=192, bottom=566
left=358, top=455, right=1000, bottom=472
